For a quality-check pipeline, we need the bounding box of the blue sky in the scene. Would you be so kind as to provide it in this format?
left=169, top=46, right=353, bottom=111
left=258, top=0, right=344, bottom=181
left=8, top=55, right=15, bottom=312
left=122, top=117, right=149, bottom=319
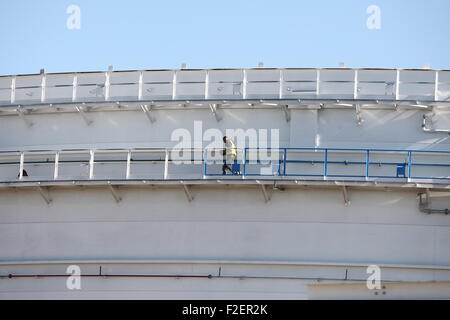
left=0, top=0, right=449, bottom=75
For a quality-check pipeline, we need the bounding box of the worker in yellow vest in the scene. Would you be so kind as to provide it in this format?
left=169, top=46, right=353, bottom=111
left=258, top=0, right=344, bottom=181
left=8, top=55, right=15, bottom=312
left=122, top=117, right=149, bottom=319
left=222, top=136, right=237, bottom=175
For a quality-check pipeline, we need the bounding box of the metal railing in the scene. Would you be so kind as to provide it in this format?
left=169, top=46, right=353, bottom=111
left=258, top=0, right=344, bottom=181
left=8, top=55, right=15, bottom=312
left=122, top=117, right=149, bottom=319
left=1, top=68, right=450, bottom=106
left=0, top=148, right=203, bottom=182
left=204, top=147, right=450, bottom=181
left=1, top=147, right=449, bottom=183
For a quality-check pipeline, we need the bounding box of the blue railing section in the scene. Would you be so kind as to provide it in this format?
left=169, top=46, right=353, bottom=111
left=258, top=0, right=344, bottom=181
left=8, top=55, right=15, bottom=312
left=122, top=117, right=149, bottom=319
left=204, top=147, right=450, bottom=180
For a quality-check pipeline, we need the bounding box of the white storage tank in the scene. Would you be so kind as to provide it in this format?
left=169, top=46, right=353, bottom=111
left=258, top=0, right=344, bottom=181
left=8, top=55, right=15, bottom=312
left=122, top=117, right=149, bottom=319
left=0, top=67, right=449, bottom=299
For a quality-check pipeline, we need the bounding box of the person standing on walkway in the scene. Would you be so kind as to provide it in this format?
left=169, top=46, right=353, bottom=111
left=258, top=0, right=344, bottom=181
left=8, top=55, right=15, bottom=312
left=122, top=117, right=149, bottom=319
left=222, top=136, right=237, bottom=175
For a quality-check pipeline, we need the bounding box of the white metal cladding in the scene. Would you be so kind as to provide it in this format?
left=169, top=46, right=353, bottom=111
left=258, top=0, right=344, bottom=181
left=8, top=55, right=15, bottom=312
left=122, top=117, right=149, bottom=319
left=2, top=68, right=450, bottom=106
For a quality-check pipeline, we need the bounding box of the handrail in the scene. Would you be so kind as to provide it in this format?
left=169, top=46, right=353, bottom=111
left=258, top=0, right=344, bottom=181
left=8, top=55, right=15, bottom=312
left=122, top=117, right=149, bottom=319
left=206, top=147, right=450, bottom=180
left=1, top=68, right=449, bottom=106
left=1, top=147, right=449, bottom=183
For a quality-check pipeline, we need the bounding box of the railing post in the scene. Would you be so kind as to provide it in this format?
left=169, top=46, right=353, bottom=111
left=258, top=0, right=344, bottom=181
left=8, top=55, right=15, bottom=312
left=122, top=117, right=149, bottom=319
left=279, top=69, right=283, bottom=99
left=41, top=73, right=46, bottom=103
left=19, top=152, right=24, bottom=180
left=395, top=69, right=400, bottom=100
left=104, top=71, right=111, bottom=101
left=353, top=69, right=358, bottom=99
left=407, top=151, right=412, bottom=179
left=164, top=149, right=169, bottom=180
left=243, top=148, right=247, bottom=178
left=89, top=150, right=95, bottom=180
left=316, top=69, right=321, bottom=97
left=126, top=150, right=132, bottom=179
left=72, top=74, right=78, bottom=102
left=324, top=149, right=328, bottom=177
left=205, top=70, right=209, bottom=100
left=172, top=70, right=177, bottom=100
left=434, top=71, right=439, bottom=101
left=283, top=148, right=287, bottom=176
left=242, top=69, right=247, bottom=99
left=203, top=149, right=208, bottom=177
left=365, top=149, right=370, bottom=178
left=54, top=151, right=59, bottom=180
left=11, top=76, right=16, bottom=104
left=138, top=71, right=143, bottom=101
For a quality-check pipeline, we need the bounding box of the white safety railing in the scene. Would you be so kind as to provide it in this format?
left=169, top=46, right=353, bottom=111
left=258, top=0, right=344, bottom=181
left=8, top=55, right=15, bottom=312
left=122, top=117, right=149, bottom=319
left=0, top=148, right=204, bottom=182
left=1, top=68, right=450, bottom=106
left=1, top=147, right=450, bottom=184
